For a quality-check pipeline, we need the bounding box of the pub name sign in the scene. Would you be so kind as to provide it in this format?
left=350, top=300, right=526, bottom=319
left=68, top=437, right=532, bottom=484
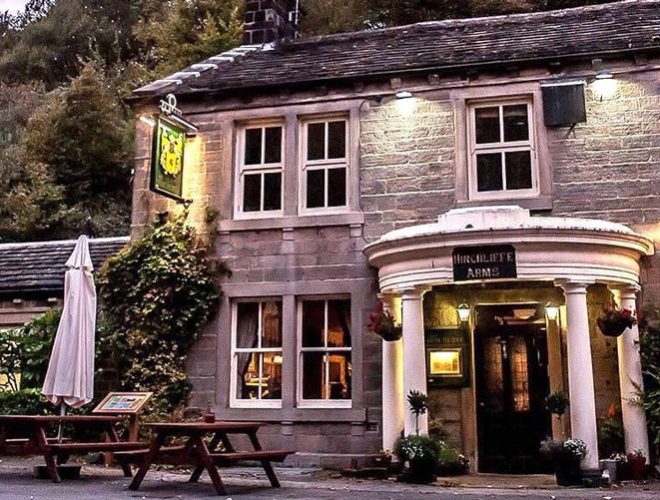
left=452, top=245, right=517, bottom=282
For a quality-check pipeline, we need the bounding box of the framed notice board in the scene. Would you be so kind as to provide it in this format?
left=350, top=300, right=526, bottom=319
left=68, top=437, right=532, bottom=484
left=425, top=328, right=471, bottom=388
left=93, top=392, right=153, bottom=415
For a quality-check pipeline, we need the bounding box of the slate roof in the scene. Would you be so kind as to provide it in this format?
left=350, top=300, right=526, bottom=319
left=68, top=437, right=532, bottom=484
left=0, top=237, right=129, bottom=296
left=132, top=0, right=660, bottom=101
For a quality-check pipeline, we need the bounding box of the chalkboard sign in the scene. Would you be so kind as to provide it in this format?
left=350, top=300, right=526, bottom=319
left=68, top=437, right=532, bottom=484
left=453, top=245, right=517, bottom=282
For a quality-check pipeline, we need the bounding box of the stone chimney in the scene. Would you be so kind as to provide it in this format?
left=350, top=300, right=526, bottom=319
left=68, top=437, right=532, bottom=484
left=243, top=0, right=300, bottom=45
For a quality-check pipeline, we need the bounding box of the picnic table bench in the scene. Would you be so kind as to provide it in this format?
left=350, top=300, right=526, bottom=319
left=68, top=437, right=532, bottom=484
left=0, top=415, right=147, bottom=482
left=115, top=421, right=293, bottom=496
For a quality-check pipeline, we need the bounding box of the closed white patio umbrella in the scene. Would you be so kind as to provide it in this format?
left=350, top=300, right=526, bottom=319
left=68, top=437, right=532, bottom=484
left=42, top=235, right=96, bottom=411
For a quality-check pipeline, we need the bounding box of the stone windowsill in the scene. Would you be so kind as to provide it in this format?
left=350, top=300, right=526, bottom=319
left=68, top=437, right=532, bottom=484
left=215, top=406, right=367, bottom=423
left=455, top=195, right=553, bottom=212
left=218, top=212, right=365, bottom=233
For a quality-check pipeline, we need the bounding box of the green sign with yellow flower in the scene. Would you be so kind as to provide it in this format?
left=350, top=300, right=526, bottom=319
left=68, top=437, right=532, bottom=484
left=150, top=117, right=186, bottom=201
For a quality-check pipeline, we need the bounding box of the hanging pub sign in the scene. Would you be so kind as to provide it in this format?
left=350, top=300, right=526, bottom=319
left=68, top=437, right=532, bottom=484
left=452, top=244, right=517, bottom=282
left=149, top=94, right=198, bottom=202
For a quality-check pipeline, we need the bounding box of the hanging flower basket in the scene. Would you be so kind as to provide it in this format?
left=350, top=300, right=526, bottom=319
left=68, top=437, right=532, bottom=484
left=597, top=306, right=635, bottom=338
left=367, top=303, right=402, bottom=341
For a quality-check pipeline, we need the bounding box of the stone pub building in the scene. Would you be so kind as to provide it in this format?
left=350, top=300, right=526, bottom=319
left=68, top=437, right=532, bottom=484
left=128, top=0, right=660, bottom=473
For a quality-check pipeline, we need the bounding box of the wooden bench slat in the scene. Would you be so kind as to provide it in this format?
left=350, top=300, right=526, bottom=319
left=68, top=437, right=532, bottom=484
left=209, top=450, right=293, bottom=463
left=49, top=441, right=148, bottom=452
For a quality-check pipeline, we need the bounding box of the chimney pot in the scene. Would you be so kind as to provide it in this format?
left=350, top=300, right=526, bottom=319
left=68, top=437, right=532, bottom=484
left=242, top=0, right=299, bottom=45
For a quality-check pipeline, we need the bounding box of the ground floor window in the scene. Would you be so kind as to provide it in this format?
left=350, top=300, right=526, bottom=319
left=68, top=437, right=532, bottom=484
left=298, top=298, right=352, bottom=407
left=231, top=300, right=283, bottom=407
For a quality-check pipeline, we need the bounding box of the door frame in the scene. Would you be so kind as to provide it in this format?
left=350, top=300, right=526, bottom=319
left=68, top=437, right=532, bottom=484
left=470, top=301, right=551, bottom=473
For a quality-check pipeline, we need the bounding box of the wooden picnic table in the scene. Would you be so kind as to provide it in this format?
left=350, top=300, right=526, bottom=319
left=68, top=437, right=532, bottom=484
left=0, top=414, right=146, bottom=482
left=116, top=421, right=293, bottom=496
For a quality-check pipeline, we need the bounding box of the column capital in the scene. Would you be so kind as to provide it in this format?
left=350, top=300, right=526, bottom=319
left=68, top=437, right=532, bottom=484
left=611, top=284, right=641, bottom=300
left=556, top=280, right=594, bottom=295
left=400, top=285, right=432, bottom=301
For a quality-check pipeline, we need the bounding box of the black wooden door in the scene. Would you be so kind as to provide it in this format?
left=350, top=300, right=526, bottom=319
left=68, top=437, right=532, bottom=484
left=475, top=306, right=552, bottom=474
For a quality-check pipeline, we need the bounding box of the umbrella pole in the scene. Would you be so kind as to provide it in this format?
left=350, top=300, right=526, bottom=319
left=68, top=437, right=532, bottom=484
left=57, top=402, right=65, bottom=444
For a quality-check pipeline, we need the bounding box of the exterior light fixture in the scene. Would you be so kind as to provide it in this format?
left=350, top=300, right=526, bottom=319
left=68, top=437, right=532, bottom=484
left=394, top=90, right=416, bottom=115
left=395, top=90, right=413, bottom=99
left=457, top=303, right=471, bottom=323
left=545, top=303, right=559, bottom=321
left=592, top=70, right=618, bottom=101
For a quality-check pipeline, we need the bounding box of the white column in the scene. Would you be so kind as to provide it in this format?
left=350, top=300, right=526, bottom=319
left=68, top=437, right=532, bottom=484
left=616, top=286, right=650, bottom=462
left=382, top=339, right=404, bottom=451
left=401, top=286, right=430, bottom=436
left=561, top=282, right=599, bottom=471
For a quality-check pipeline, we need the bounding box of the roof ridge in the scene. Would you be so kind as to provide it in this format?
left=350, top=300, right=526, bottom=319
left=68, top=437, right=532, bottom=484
left=286, top=0, right=652, bottom=46
left=0, top=236, right=130, bottom=250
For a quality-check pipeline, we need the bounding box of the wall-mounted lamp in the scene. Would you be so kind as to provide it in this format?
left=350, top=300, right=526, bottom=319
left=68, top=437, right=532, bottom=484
left=545, top=303, right=559, bottom=321
left=592, top=70, right=618, bottom=101
left=395, top=90, right=413, bottom=99
left=457, top=303, right=471, bottom=323
left=394, top=90, right=416, bottom=116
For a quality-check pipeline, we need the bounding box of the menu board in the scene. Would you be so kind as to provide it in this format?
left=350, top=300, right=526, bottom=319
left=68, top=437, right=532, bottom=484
left=93, top=392, right=153, bottom=414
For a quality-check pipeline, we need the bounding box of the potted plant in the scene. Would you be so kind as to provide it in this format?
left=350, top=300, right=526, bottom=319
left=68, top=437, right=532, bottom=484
left=545, top=391, right=569, bottom=438
left=597, top=304, right=635, bottom=337
left=395, top=435, right=440, bottom=483
left=407, top=390, right=428, bottom=436
left=373, top=449, right=393, bottom=468
left=611, top=453, right=629, bottom=481
left=436, top=441, right=469, bottom=476
left=626, top=449, right=646, bottom=480
left=367, top=302, right=402, bottom=341
left=540, top=438, right=586, bottom=486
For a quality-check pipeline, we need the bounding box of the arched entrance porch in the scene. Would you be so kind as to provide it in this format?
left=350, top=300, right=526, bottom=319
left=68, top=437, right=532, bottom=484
left=364, top=206, right=654, bottom=473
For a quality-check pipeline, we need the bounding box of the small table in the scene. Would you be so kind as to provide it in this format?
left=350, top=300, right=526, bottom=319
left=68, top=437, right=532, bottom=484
left=119, top=421, right=293, bottom=495
left=0, top=415, right=144, bottom=482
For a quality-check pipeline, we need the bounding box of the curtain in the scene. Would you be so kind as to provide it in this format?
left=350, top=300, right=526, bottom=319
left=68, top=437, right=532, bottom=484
left=236, top=304, right=258, bottom=396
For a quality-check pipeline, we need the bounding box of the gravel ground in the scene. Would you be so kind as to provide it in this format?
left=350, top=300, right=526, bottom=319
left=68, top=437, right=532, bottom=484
left=1, top=458, right=659, bottom=499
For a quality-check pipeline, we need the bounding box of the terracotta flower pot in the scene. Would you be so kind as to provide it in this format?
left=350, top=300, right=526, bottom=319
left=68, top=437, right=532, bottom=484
left=627, top=455, right=646, bottom=480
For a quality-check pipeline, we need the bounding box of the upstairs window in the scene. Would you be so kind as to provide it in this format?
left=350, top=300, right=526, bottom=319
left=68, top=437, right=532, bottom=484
left=237, top=123, right=283, bottom=215
left=468, top=100, right=537, bottom=199
left=301, top=118, right=348, bottom=212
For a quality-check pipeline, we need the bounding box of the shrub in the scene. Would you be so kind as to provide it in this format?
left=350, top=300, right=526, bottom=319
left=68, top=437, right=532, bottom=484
left=639, top=305, right=660, bottom=462
left=598, top=404, right=624, bottom=458
left=98, top=212, right=223, bottom=416
left=0, top=388, right=52, bottom=415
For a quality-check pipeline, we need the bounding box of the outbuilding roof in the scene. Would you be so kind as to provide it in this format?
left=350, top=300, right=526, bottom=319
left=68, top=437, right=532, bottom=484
left=132, top=0, right=660, bottom=101
left=0, top=237, right=129, bottom=296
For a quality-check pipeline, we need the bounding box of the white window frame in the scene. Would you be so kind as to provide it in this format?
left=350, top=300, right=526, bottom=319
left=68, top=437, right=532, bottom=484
left=297, top=297, right=352, bottom=409
left=299, top=116, right=350, bottom=215
left=230, top=299, right=283, bottom=409
left=235, top=121, right=285, bottom=219
left=467, top=99, right=539, bottom=201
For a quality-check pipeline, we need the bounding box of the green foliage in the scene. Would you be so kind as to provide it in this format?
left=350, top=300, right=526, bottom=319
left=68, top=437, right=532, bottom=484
left=0, top=388, right=53, bottom=415
left=597, top=404, right=624, bottom=458
left=407, top=390, right=429, bottom=416
left=639, top=305, right=660, bottom=460
left=545, top=391, right=569, bottom=417
left=98, top=213, right=222, bottom=415
left=135, top=0, right=243, bottom=77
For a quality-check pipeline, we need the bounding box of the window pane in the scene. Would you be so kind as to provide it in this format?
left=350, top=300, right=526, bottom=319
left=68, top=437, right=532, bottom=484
left=263, top=173, right=282, bottom=211
left=328, top=121, right=346, bottom=159
left=306, top=169, right=325, bottom=208
left=236, top=352, right=260, bottom=400
left=261, top=301, right=282, bottom=348
left=476, top=153, right=503, bottom=192
left=503, top=105, right=529, bottom=142
left=244, top=128, right=262, bottom=165
left=327, top=300, right=351, bottom=348
left=328, top=352, right=352, bottom=400
left=262, top=352, right=283, bottom=400
left=236, top=303, right=259, bottom=348
left=505, top=151, right=533, bottom=190
left=327, top=168, right=346, bottom=207
left=264, top=126, right=282, bottom=164
left=302, top=301, right=324, bottom=347
left=475, top=107, right=500, bottom=144
left=243, top=173, right=261, bottom=212
left=307, top=123, right=325, bottom=160
left=302, top=352, right=324, bottom=399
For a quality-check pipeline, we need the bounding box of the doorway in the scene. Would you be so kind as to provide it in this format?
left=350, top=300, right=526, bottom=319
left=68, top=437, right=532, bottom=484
left=474, top=303, right=552, bottom=474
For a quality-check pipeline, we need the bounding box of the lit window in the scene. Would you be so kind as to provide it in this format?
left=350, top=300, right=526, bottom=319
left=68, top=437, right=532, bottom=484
left=299, top=299, right=352, bottom=406
left=468, top=100, right=538, bottom=199
left=237, top=124, right=283, bottom=215
left=231, top=300, right=283, bottom=407
left=301, top=119, right=348, bottom=211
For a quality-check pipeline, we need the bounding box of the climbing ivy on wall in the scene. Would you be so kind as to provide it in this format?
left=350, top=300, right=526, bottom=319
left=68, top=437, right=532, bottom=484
left=98, top=212, right=223, bottom=415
